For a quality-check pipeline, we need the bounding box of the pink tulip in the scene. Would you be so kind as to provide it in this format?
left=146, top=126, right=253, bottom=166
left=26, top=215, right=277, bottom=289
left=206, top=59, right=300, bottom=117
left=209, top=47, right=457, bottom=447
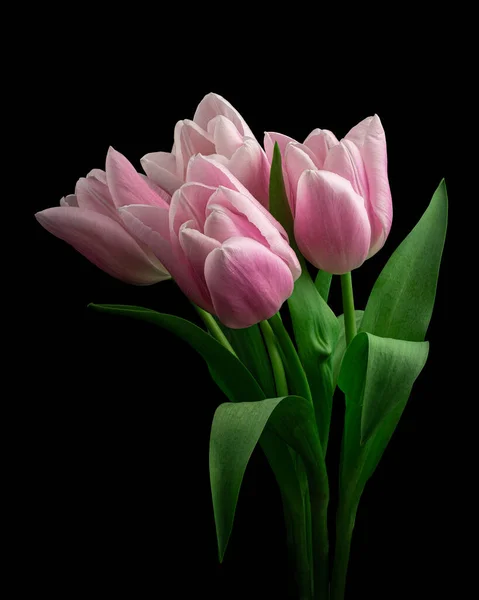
left=35, top=148, right=171, bottom=285
left=120, top=155, right=300, bottom=328
left=141, top=93, right=270, bottom=206
left=265, top=115, right=392, bottom=274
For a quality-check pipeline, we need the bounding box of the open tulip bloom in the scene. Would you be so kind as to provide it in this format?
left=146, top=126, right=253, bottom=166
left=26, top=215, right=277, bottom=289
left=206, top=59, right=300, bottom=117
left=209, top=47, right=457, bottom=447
left=36, top=93, right=448, bottom=599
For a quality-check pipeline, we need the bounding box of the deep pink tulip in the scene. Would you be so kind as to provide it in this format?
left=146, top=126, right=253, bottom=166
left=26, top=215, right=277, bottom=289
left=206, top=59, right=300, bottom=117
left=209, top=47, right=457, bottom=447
left=35, top=148, right=171, bottom=285
left=121, top=155, right=300, bottom=328
left=141, top=93, right=270, bottom=206
left=265, top=115, right=392, bottom=274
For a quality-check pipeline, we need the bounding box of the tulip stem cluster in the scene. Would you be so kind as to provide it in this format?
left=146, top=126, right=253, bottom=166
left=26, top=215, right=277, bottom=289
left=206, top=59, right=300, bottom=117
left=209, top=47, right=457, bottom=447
left=340, top=273, right=357, bottom=346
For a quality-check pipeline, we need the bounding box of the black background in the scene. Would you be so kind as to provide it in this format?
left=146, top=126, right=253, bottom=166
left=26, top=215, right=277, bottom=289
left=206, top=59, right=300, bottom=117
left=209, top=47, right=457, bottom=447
left=24, top=27, right=459, bottom=599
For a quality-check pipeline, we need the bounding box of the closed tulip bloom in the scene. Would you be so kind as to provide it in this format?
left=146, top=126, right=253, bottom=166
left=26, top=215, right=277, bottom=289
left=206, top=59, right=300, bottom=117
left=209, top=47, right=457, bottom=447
left=121, top=155, right=300, bottom=328
left=35, top=148, right=171, bottom=285
left=141, top=93, right=270, bottom=206
left=266, top=115, right=392, bottom=274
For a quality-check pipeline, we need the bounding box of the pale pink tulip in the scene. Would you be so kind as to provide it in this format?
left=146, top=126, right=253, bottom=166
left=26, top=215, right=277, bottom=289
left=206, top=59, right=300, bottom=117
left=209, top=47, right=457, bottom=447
left=121, top=155, right=300, bottom=328
left=265, top=115, right=392, bottom=273
left=35, top=148, right=171, bottom=285
left=141, top=93, right=270, bottom=206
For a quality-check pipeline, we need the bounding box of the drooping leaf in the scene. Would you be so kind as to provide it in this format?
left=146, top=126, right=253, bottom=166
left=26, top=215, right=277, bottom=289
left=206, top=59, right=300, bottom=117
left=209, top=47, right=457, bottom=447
left=89, top=304, right=264, bottom=403
left=210, top=395, right=324, bottom=561
left=269, top=144, right=339, bottom=450
left=332, top=311, right=364, bottom=389
left=361, top=179, right=448, bottom=341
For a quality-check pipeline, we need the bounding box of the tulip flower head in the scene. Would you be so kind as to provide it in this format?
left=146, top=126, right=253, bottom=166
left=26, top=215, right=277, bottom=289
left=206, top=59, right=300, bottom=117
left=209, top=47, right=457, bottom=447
left=121, top=154, right=301, bottom=328
left=265, top=115, right=392, bottom=274
left=35, top=149, right=171, bottom=285
left=141, top=93, right=270, bottom=206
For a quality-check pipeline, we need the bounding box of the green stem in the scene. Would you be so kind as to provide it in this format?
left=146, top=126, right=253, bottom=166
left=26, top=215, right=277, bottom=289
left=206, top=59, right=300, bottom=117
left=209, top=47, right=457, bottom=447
left=192, top=305, right=237, bottom=356
left=260, top=321, right=289, bottom=397
left=340, top=273, right=357, bottom=346
left=331, top=499, right=358, bottom=600
left=268, top=313, right=312, bottom=404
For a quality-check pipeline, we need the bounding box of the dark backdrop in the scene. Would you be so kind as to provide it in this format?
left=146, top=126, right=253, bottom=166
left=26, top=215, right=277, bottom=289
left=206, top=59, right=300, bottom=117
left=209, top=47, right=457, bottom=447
left=26, top=46, right=456, bottom=599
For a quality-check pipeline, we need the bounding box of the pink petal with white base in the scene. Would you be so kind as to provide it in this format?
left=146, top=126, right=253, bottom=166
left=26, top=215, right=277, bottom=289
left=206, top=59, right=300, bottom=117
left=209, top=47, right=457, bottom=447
left=204, top=237, right=294, bottom=328
left=294, top=170, right=371, bottom=274
left=141, top=151, right=184, bottom=195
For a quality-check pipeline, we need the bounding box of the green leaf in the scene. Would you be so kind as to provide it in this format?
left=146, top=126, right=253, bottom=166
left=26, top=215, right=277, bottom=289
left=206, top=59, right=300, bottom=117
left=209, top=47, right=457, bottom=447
left=89, top=304, right=264, bottom=403
left=218, top=323, right=276, bottom=398
left=268, top=144, right=339, bottom=450
left=339, top=332, right=429, bottom=446
left=90, top=303, right=310, bottom=576
left=332, top=311, right=364, bottom=389
left=210, top=395, right=324, bottom=562
left=361, top=179, right=448, bottom=341
left=315, top=270, right=333, bottom=302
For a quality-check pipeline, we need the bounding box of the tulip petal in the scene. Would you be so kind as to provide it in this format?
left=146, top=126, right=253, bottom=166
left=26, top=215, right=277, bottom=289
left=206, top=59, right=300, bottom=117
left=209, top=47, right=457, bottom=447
left=206, top=186, right=301, bottom=280
left=141, top=151, right=184, bottom=195
left=284, top=143, right=317, bottom=213
left=193, top=92, right=255, bottom=139
left=75, top=176, right=118, bottom=220
left=187, top=155, right=288, bottom=240
left=344, top=116, right=374, bottom=148
left=204, top=237, right=294, bottom=328
left=303, top=129, right=339, bottom=167
left=263, top=132, right=298, bottom=163
left=86, top=169, right=108, bottom=184
left=294, top=170, right=371, bottom=274
left=120, top=204, right=212, bottom=310
left=169, top=182, right=216, bottom=237
left=60, top=194, right=78, bottom=207
left=208, top=115, right=244, bottom=159
left=360, top=115, right=393, bottom=256
left=139, top=175, right=172, bottom=204
left=35, top=207, right=169, bottom=285
left=179, top=224, right=221, bottom=277
left=106, top=147, right=169, bottom=209
left=228, top=138, right=270, bottom=207
left=323, top=140, right=369, bottom=200
left=204, top=206, right=266, bottom=245
left=179, top=119, right=216, bottom=165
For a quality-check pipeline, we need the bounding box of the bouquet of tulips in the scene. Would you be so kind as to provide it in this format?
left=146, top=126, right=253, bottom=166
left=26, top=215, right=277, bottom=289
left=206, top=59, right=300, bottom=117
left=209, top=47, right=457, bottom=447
left=36, top=93, right=448, bottom=599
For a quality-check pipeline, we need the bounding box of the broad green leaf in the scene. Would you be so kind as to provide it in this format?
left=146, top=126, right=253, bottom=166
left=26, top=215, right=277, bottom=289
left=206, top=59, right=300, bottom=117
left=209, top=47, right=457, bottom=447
left=90, top=303, right=309, bottom=575
left=315, top=270, right=332, bottom=302
left=269, top=144, right=339, bottom=450
left=218, top=322, right=276, bottom=398
left=361, top=179, right=448, bottom=341
left=332, top=311, right=364, bottom=389
left=210, top=395, right=324, bottom=561
left=339, top=332, right=429, bottom=446
left=89, top=304, right=264, bottom=403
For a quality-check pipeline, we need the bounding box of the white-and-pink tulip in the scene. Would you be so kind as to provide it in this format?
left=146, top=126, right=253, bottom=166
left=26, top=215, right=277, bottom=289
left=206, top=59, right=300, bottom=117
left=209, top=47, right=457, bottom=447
left=265, top=115, right=393, bottom=274
left=142, top=93, right=270, bottom=206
